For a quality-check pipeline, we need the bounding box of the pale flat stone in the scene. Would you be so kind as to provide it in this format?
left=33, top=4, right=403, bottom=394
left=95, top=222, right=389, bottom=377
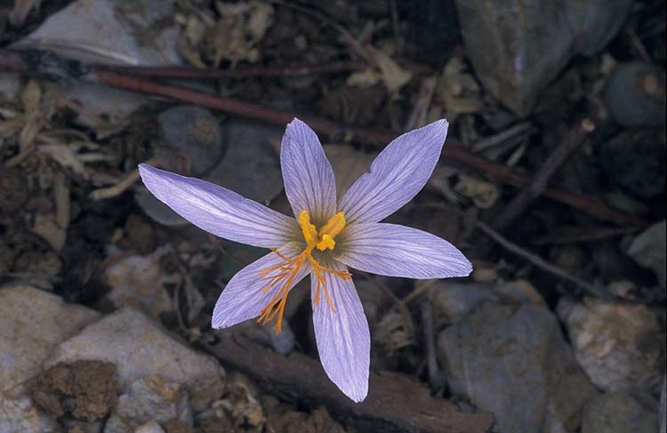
left=427, top=279, right=544, bottom=325
left=46, top=308, right=225, bottom=412
left=558, top=297, right=665, bottom=393
left=439, top=303, right=597, bottom=433
left=103, top=246, right=175, bottom=318
left=135, top=421, right=166, bottom=433
left=16, top=0, right=181, bottom=65
left=627, top=220, right=666, bottom=289
left=0, top=395, right=59, bottom=433
left=582, top=390, right=658, bottom=433
left=105, top=375, right=191, bottom=433
left=0, top=285, right=100, bottom=397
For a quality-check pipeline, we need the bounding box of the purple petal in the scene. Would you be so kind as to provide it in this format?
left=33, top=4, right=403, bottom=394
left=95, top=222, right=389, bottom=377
left=139, top=164, right=297, bottom=248
left=337, top=223, right=472, bottom=279
left=212, top=242, right=309, bottom=328
left=338, top=120, right=448, bottom=224
left=312, top=260, right=370, bottom=402
left=281, top=118, right=336, bottom=223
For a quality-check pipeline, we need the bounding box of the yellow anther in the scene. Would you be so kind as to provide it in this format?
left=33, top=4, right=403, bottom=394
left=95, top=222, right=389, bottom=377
left=298, top=210, right=346, bottom=251
left=319, top=212, right=346, bottom=240
left=298, top=210, right=318, bottom=246
left=316, top=234, right=336, bottom=251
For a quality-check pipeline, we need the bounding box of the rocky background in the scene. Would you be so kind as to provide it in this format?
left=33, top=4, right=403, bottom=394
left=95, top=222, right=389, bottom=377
left=0, top=1, right=665, bottom=432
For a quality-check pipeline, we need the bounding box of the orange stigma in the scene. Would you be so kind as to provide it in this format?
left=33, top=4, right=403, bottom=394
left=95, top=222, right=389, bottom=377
left=257, top=210, right=351, bottom=333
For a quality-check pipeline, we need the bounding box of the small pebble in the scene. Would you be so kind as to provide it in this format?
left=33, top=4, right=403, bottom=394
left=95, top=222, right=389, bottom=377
left=603, top=61, right=666, bottom=127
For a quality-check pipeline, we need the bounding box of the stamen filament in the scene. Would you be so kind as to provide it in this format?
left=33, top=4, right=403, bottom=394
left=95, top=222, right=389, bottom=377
left=256, top=210, right=351, bottom=334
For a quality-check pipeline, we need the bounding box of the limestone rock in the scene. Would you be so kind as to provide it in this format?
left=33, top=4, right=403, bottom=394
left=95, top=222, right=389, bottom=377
left=105, top=375, right=192, bottom=433
left=581, top=391, right=658, bottom=433
left=558, top=297, right=665, bottom=393
left=0, top=285, right=100, bottom=397
left=0, top=395, right=60, bottom=433
left=46, top=308, right=225, bottom=412
left=427, top=279, right=544, bottom=325
left=103, top=246, right=176, bottom=318
left=660, top=373, right=666, bottom=433
left=455, top=0, right=633, bottom=115
left=438, top=303, right=597, bottom=433
left=15, top=0, right=181, bottom=65
left=626, top=220, right=666, bottom=289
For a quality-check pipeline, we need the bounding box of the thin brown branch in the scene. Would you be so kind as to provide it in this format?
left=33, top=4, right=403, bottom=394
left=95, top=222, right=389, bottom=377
left=1, top=48, right=647, bottom=228
left=421, top=203, right=608, bottom=299
left=89, top=154, right=163, bottom=200
left=93, top=61, right=363, bottom=79
left=492, top=119, right=596, bottom=231
left=531, top=226, right=641, bottom=245
left=203, top=335, right=494, bottom=433
left=474, top=218, right=607, bottom=298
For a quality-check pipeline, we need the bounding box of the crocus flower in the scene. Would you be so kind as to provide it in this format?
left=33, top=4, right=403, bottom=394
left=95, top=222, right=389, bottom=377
left=138, top=118, right=472, bottom=402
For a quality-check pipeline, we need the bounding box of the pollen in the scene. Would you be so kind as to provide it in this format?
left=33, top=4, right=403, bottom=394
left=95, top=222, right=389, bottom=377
left=256, top=210, right=351, bottom=333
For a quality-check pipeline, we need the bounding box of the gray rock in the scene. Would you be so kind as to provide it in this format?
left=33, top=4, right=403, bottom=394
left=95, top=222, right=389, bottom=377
left=137, top=106, right=226, bottom=225
left=62, top=419, right=102, bottom=433
left=660, top=373, right=666, bottom=433
left=105, top=375, right=192, bottom=433
left=455, top=0, right=633, bottom=115
left=438, top=303, right=597, bottom=433
left=427, top=280, right=544, bottom=325
left=13, top=0, right=183, bottom=128
left=103, top=246, right=176, bottom=318
left=0, top=395, right=60, bottom=433
left=135, top=192, right=189, bottom=227
left=157, top=106, right=225, bottom=176
left=138, top=119, right=284, bottom=227
left=581, top=391, right=658, bottom=433
left=558, top=297, right=665, bottom=393
left=626, top=220, right=666, bottom=289
left=0, top=285, right=100, bottom=397
left=601, top=132, right=666, bottom=202
left=135, top=421, right=166, bottom=433
left=46, top=308, right=225, bottom=412
left=603, top=62, right=666, bottom=128
left=0, top=73, right=22, bottom=102
left=207, top=119, right=284, bottom=204
left=15, top=0, right=181, bottom=65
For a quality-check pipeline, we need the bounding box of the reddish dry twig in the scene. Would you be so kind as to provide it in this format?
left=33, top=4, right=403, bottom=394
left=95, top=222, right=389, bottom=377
left=492, top=119, right=596, bottom=231
left=0, top=49, right=648, bottom=227
left=421, top=203, right=607, bottom=299
left=531, top=226, right=641, bottom=245
left=93, top=61, right=362, bottom=79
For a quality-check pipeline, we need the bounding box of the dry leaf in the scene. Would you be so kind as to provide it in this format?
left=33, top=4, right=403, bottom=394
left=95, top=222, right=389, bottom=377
left=38, top=143, right=89, bottom=179
left=53, top=171, right=70, bottom=232
left=375, top=309, right=416, bottom=354
left=104, top=246, right=180, bottom=318
left=364, top=44, right=412, bottom=95
left=209, top=1, right=274, bottom=66
left=346, top=68, right=381, bottom=88
left=32, top=214, right=66, bottom=252
left=437, top=57, right=483, bottom=114
left=454, top=173, right=500, bottom=209
left=19, top=80, right=43, bottom=151
left=246, top=0, right=273, bottom=41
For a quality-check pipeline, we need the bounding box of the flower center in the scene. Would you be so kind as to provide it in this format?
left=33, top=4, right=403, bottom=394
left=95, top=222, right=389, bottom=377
left=298, top=210, right=346, bottom=252
left=256, top=210, right=351, bottom=333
